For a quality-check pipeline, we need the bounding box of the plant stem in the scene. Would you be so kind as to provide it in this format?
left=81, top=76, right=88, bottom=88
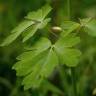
left=71, top=68, right=77, bottom=96
left=67, top=0, right=77, bottom=95
left=67, top=0, right=71, bottom=20
left=0, top=77, right=13, bottom=90
left=59, top=66, right=70, bottom=96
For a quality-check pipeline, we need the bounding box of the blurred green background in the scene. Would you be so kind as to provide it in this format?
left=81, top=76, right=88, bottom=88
left=0, top=0, right=96, bottom=96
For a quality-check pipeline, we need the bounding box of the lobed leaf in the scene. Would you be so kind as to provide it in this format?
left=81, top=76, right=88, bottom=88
left=80, top=18, right=96, bottom=36
left=54, top=33, right=81, bottom=67
left=22, top=18, right=51, bottom=42
left=1, top=20, right=34, bottom=46
left=12, top=37, right=59, bottom=89
left=61, top=21, right=80, bottom=36
left=13, top=48, right=58, bottom=90
left=54, top=47, right=81, bottom=67
left=22, top=49, right=58, bottom=89
left=1, top=4, right=52, bottom=46
left=17, top=37, right=52, bottom=60
left=55, top=33, right=80, bottom=48
left=25, top=4, right=52, bottom=21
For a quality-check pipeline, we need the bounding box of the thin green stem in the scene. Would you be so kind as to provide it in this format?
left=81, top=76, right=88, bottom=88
left=0, top=77, right=13, bottom=90
left=59, top=66, right=70, bottom=96
left=67, top=0, right=77, bottom=95
left=71, top=68, right=78, bottom=96
left=67, top=0, right=71, bottom=20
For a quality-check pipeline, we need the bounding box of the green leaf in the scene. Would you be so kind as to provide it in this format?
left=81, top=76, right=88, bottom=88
left=22, top=18, right=51, bottom=42
left=55, top=33, right=80, bottom=48
left=41, top=80, right=63, bottom=94
left=13, top=49, right=58, bottom=90
left=1, top=20, right=34, bottom=46
left=40, top=49, right=58, bottom=77
left=54, top=34, right=81, bottom=67
left=0, top=32, right=20, bottom=46
left=22, top=24, right=39, bottom=42
left=24, top=37, right=51, bottom=51
left=11, top=20, right=35, bottom=33
left=17, top=37, right=52, bottom=60
left=61, top=21, right=80, bottom=36
left=55, top=48, right=81, bottom=67
left=12, top=50, right=47, bottom=76
left=12, top=37, right=59, bottom=90
left=1, top=4, right=52, bottom=46
left=13, top=37, right=51, bottom=76
left=22, top=4, right=52, bottom=42
left=38, top=18, right=51, bottom=29
left=25, top=4, right=52, bottom=21
left=80, top=18, right=96, bottom=36
left=22, top=49, right=58, bottom=90
left=80, top=18, right=91, bottom=26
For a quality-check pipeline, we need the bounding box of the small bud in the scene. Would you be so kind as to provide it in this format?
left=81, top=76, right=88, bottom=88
left=93, top=88, right=96, bottom=95
left=51, top=26, right=62, bottom=33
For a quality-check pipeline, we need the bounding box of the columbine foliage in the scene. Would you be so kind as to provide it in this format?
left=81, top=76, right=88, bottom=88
left=54, top=33, right=81, bottom=67
left=80, top=18, right=96, bottom=36
left=1, top=4, right=96, bottom=90
left=1, top=4, right=52, bottom=46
